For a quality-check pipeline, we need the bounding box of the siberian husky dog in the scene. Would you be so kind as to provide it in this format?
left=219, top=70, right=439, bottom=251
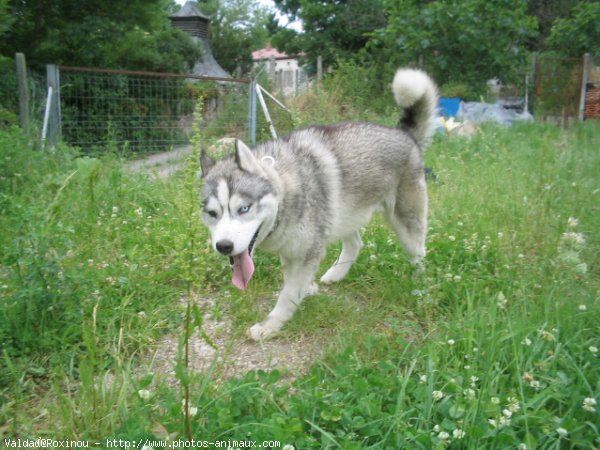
left=200, top=68, right=439, bottom=340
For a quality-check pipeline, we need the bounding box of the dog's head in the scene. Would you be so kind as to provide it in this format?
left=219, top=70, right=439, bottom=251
left=200, top=140, right=279, bottom=289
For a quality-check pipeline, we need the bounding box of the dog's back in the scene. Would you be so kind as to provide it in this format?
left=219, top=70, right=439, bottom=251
left=200, top=68, right=439, bottom=340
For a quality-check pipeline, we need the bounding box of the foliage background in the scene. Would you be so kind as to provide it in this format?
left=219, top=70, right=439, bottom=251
left=1, top=0, right=599, bottom=128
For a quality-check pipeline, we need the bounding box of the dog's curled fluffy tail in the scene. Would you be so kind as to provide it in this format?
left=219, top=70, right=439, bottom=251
left=392, top=68, right=439, bottom=149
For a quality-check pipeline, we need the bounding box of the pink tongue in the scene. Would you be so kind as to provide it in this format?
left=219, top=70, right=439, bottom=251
left=231, top=250, right=255, bottom=290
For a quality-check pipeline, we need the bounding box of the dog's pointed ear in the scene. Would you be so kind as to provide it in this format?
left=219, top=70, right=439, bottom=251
left=235, top=140, right=266, bottom=176
left=200, top=148, right=215, bottom=178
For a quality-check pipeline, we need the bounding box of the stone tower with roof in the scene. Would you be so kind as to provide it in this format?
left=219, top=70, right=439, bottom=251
left=170, top=1, right=230, bottom=78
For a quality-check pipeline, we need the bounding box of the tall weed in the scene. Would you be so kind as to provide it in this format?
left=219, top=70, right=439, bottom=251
left=0, top=125, right=223, bottom=434
left=1, top=109, right=599, bottom=448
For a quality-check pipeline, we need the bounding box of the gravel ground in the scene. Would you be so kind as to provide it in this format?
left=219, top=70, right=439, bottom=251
left=148, top=296, right=327, bottom=385
left=125, top=145, right=192, bottom=179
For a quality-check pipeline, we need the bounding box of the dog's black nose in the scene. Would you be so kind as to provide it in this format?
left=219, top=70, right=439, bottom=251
left=216, top=240, right=234, bottom=255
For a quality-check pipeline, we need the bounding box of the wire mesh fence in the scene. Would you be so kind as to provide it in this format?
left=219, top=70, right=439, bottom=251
left=533, top=55, right=584, bottom=123
left=0, top=57, right=19, bottom=126
left=1, top=56, right=47, bottom=132
left=58, top=66, right=251, bottom=155
left=5, top=54, right=599, bottom=150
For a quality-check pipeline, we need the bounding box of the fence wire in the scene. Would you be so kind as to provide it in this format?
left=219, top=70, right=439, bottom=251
left=533, top=55, right=584, bottom=123
left=1, top=56, right=46, bottom=131
left=59, top=67, right=250, bottom=155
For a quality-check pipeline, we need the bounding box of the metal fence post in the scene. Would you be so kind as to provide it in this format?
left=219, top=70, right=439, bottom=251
left=15, top=53, right=30, bottom=132
left=45, top=64, right=62, bottom=146
left=317, top=56, right=323, bottom=83
left=248, top=80, right=257, bottom=145
left=530, top=52, right=538, bottom=118
left=255, top=84, right=277, bottom=140
left=578, top=53, right=591, bottom=122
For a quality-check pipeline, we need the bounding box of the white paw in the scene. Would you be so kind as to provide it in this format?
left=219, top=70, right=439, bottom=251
left=320, top=266, right=347, bottom=284
left=248, top=318, right=283, bottom=341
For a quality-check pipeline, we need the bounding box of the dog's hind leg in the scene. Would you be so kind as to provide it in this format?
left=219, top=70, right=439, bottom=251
left=320, top=231, right=363, bottom=284
left=386, top=176, right=428, bottom=270
left=248, top=254, right=321, bottom=340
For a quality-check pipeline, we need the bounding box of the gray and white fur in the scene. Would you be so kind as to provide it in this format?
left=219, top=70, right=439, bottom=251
left=200, top=68, right=439, bottom=340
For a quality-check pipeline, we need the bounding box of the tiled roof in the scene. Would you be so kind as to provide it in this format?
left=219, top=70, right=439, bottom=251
left=252, top=45, right=289, bottom=61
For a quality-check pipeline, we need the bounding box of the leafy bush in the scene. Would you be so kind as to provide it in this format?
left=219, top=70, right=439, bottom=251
left=440, top=81, right=485, bottom=101
left=0, top=127, right=223, bottom=387
left=323, top=59, right=395, bottom=116
left=374, top=0, right=537, bottom=87
left=0, top=56, right=18, bottom=128
left=546, top=2, right=600, bottom=56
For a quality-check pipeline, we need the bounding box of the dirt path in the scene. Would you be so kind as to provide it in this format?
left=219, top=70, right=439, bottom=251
left=148, top=296, right=328, bottom=385
left=125, top=145, right=193, bottom=179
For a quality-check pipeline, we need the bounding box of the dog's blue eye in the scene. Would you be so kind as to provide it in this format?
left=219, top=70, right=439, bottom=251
left=238, top=205, right=251, bottom=215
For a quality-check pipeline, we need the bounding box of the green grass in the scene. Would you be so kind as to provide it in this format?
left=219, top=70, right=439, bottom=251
left=1, top=119, right=599, bottom=449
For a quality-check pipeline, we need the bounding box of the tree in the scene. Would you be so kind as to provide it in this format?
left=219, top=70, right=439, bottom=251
left=207, top=0, right=272, bottom=74
left=109, top=27, right=202, bottom=73
left=546, top=2, right=600, bottom=56
left=0, top=0, right=13, bottom=39
left=0, top=0, right=200, bottom=72
left=272, top=0, right=386, bottom=67
left=0, top=0, right=17, bottom=125
left=526, top=0, right=582, bottom=50
left=373, top=0, right=538, bottom=88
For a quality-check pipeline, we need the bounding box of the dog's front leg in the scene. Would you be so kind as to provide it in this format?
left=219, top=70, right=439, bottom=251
left=248, top=256, right=320, bottom=341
